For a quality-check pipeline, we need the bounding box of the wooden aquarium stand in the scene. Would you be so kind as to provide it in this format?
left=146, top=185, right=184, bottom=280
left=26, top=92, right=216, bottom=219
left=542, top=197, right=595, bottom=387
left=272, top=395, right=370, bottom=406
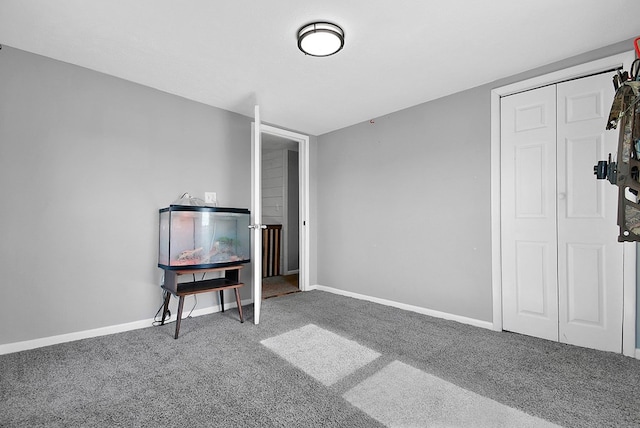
left=160, top=264, right=245, bottom=339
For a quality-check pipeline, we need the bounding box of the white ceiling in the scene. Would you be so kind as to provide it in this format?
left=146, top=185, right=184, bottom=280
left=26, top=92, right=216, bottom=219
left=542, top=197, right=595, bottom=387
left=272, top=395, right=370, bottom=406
left=1, top=1, right=639, bottom=136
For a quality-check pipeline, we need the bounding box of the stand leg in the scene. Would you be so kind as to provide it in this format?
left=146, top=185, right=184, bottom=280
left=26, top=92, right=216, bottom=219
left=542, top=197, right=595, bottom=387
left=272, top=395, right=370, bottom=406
left=160, top=292, right=171, bottom=326
left=175, top=296, right=185, bottom=339
left=219, top=290, right=225, bottom=312
left=234, top=287, right=244, bottom=323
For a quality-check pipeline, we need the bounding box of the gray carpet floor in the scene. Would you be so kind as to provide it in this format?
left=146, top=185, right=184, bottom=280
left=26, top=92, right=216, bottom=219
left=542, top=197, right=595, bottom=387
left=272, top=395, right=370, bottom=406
left=1, top=290, right=640, bottom=427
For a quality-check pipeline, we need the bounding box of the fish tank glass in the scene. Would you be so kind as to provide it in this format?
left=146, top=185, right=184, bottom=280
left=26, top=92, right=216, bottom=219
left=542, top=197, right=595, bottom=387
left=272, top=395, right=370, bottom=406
left=158, top=206, right=251, bottom=270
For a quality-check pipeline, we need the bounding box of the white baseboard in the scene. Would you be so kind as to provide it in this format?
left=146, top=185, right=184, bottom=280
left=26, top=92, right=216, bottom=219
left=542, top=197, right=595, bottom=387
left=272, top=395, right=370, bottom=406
left=4, top=287, right=633, bottom=358
left=636, top=348, right=640, bottom=360
left=309, top=284, right=493, bottom=330
left=0, top=298, right=253, bottom=355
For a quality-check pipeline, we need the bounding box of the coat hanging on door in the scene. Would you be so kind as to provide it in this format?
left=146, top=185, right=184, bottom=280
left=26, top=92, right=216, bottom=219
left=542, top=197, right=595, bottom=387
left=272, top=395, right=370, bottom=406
left=594, top=60, right=640, bottom=241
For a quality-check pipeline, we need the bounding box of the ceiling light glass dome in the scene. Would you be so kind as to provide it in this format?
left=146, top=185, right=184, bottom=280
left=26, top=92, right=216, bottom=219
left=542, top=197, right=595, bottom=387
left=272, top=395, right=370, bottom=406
left=297, top=22, right=344, bottom=57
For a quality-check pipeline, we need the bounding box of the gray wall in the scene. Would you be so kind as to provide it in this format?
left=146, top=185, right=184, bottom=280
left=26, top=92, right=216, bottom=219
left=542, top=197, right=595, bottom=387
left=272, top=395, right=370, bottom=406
left=0, top=47, right=257, bottom=345
left=317, top=39, right=637, bottom=327
left=317, top=86, right=492, bottom=321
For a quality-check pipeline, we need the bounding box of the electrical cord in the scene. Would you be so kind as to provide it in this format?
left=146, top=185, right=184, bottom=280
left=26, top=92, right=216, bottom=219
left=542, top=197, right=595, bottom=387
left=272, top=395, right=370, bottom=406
left=152, top=290, right=171, bottom=326
left=153, top=272, right=205, bottom=326
left=186, top=295, right=197, bottom=318
left=184, top=275, right=199, bottom=318
left=153, top=286, right=198, bottom=326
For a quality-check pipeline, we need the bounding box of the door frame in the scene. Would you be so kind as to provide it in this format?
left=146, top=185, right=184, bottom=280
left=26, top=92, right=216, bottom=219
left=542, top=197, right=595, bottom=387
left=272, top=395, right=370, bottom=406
left=255, top=123, right=310, bottom=293
left=261, top=124, right=310, bottom=290
left=490, top=51, right=637, bottom=357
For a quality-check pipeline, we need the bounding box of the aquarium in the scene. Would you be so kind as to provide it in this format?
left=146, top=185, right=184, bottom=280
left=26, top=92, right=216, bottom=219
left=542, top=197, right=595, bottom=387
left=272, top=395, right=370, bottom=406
left=158, top=206, right=251, bottom=270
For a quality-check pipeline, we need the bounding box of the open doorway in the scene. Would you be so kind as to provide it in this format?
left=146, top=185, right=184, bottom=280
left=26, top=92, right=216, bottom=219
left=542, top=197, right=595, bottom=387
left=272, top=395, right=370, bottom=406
left=261, top=132, right=300, bottom=299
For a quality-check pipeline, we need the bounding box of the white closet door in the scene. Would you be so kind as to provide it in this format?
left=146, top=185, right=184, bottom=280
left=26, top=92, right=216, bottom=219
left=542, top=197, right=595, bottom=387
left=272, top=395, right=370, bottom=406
left=556, top=73, right=622, bottom=352
left=501, top=85, right=559, bottom=342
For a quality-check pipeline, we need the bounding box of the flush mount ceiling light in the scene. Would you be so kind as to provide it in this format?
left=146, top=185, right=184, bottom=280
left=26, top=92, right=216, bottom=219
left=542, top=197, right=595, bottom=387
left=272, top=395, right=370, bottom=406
left=297, top=22, right=344, bottom=57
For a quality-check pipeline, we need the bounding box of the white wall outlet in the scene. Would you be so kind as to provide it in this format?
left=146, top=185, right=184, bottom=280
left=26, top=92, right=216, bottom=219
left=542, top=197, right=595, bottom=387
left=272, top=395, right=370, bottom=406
left=204, top=192, right=217, bottom=204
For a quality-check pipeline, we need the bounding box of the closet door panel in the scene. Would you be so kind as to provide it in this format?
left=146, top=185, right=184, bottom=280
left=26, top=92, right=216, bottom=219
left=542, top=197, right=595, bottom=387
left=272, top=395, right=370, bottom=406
left=501, top=85, right=559, bottom=341
left=514, top=241, right=553, bottom=317
left=566, top=243, right=603, bottom=325
left=565, top=135, right=606, bottom=219
left=556, top=73, right=622, bottom=352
